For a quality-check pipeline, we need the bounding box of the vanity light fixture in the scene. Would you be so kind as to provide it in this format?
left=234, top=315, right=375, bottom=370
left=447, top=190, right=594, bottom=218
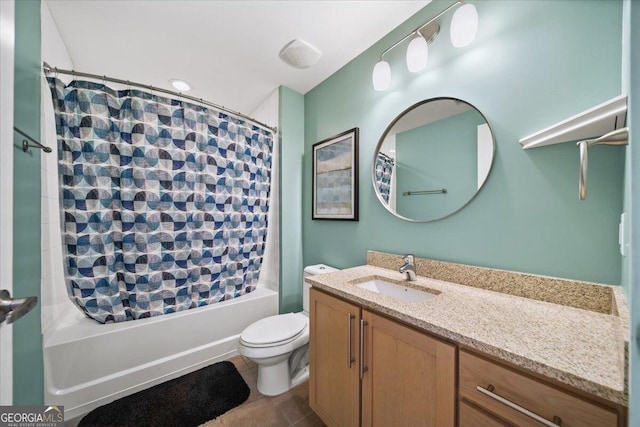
left=406, top=32, right=429, bottom=72
left=372, top=0, right=478, bottom=91
left=372, top=61, right=392, bottom=91
left=450, top=3, right=479, bottom=47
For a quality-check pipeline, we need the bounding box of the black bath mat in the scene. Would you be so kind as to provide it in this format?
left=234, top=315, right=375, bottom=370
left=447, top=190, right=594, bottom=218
left=78, top=360, right=250, bottom=427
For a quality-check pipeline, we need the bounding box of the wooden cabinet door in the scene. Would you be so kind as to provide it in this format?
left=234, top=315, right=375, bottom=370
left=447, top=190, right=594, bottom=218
left=361, top=310, right=456, bottom=427
left=309, top=289, right=361, bottom=427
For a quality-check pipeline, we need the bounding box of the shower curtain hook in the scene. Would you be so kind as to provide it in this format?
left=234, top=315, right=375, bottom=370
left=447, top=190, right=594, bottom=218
left=102, top=75, right=106, bottom=87
left=55, top=67, right=58, bottom=80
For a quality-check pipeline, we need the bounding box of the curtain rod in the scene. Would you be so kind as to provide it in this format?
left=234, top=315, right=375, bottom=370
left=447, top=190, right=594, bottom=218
left=42, top=62, right=277, bottom=134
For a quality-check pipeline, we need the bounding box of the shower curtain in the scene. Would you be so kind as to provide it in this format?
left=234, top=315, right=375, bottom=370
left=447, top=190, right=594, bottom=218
left=375, top=153, right=394, bottom=204
left=48, top=78, right=273, bottom=323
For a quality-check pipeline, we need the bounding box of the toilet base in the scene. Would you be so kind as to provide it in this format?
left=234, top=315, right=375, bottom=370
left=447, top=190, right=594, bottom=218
left=256, top=362, right=309, bottom=396
left=256, top=357, right=291, bottom=396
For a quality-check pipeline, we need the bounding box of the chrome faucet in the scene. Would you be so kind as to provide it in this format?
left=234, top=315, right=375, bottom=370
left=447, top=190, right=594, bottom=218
left=399, top=254, right=417, bottom=281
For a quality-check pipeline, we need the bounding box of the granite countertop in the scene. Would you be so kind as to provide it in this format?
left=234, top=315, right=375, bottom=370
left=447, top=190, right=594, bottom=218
left=306, top=263, right=628, bottom=407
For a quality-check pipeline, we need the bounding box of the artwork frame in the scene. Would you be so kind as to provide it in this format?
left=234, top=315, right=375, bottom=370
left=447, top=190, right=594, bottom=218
left=312, top=128, right=359, bottom=221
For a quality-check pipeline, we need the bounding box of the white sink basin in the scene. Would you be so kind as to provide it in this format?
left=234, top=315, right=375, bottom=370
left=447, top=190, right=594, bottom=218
left=356, top=279, right=437, bottom=303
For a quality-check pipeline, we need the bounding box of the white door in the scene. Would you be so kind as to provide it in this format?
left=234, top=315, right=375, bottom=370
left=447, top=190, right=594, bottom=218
left=0, top=0, right=16, bottom=405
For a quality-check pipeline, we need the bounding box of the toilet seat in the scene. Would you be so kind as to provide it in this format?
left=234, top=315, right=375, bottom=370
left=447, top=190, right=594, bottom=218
left=240, top=312, right=307, bottom=348
left=240, top=329, right=305, bottom=348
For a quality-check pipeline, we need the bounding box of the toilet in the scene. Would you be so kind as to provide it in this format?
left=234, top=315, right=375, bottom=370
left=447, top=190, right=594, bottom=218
left=238, top=264, right=338, bottom=396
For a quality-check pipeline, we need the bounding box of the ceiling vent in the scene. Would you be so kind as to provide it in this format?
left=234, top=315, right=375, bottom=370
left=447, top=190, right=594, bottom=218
left=279, top=39, right=322, bottom=69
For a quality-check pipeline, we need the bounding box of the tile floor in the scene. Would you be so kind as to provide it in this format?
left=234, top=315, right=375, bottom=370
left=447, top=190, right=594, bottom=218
left=200, top=355, right=325, bottom=427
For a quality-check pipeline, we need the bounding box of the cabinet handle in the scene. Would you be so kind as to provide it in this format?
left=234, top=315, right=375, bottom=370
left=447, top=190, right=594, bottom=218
left=347, top=313, right=355, bottom=369
left=476, top=385, right=562, bottom=427
left=360, top=319, right=368, bottom=379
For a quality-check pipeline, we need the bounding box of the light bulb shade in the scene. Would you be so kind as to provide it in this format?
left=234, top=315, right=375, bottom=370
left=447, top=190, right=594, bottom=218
left=450, top=3, right=478, bottom=48
left=406, top=35, right=429, bottom=73
left=372, top=61, right=391, bottom=91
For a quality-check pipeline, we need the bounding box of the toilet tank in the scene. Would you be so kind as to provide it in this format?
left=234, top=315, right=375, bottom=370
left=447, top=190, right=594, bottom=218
left=303, top=264, right=338, bottom=313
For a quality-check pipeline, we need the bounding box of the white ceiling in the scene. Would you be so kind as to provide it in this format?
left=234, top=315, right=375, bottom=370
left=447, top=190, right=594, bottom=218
left=45, top=1, right=429, bottom=115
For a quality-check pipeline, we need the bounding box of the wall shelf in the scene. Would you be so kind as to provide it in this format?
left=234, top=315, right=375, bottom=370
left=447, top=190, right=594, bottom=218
left=519, top=95, right=627, bottom=150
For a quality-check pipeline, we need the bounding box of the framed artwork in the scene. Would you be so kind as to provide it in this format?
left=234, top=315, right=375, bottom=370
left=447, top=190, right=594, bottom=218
left=312, top=128, right=359, bottom=220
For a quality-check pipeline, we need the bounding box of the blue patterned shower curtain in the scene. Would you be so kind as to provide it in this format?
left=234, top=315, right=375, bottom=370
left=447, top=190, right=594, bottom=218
left=375, top=153, right=394, bottom=203
left=48, top=78, right=273, bottom=323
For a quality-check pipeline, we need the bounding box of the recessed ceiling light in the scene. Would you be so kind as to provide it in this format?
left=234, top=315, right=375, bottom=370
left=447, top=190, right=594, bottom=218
left=169, top=79, right=191, bottom=92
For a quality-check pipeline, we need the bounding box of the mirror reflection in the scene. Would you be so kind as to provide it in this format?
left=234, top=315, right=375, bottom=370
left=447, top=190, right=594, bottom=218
left=373, top=98, right=495, bottom=222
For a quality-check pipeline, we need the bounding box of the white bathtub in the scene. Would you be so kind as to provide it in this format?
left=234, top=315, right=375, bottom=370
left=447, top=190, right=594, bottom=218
left=43, top=287, right=278, bottom=420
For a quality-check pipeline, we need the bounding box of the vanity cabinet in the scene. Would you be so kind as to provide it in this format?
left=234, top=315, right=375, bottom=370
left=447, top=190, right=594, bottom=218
left=458, top=350, right=619, bottom=427
left=309, top=288, right=361, bottom=427
left=309, top=288, right=456, bottom=427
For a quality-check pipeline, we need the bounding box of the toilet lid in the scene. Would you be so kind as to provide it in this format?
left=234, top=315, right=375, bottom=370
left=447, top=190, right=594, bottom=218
left=241, top=313, right=307, bottom=346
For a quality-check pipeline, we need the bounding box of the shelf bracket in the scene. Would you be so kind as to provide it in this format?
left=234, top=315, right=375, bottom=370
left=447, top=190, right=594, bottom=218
left=577, top=127, right=628, bottom=200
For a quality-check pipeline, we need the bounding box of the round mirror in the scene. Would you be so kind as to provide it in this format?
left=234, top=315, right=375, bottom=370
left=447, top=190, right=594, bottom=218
left=372, top=97, right=495, bottom=222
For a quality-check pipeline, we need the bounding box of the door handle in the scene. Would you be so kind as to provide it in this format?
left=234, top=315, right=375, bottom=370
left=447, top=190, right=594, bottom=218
left=476, top=385, right=562, bottom=427
left=347, top=313, right=355, bottom=369
left=0, top=289, right=38, bottom=325
left=359, top=319, right=368, bottom=379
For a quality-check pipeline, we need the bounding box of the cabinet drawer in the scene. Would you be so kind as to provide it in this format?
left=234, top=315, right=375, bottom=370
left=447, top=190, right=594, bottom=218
left=459, top=350, right=617, bottom=427
left=459, top=400, right=513, bottom=427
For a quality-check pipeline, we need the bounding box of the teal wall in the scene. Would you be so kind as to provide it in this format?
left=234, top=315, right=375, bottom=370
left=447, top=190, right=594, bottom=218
left=395, top=110, right=483, bottom=219
left=303, top=0, right=624, bottom=286
left=278, top=86, right=305, bottom=313
left=625, top=0, right=639, bottom=424
left=13, top=0, right=43, bottom=405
